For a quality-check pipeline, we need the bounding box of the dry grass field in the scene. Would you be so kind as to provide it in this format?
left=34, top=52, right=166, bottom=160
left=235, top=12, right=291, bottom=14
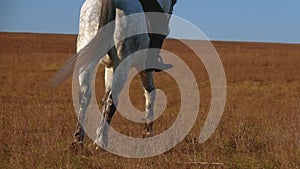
left=0, top=32, right=299, bottom=169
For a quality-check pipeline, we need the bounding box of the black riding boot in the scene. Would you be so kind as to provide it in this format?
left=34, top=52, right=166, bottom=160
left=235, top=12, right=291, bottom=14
left=139, top=0, right=172, bottom=72
left=146, top=34, right=172, bottom=72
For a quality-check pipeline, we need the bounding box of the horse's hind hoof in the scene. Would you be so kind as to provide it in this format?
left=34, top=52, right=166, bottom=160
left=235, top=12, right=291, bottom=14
left=72, top=140, right=84, bottom=147
left=69, top=141, right=84, bottom=154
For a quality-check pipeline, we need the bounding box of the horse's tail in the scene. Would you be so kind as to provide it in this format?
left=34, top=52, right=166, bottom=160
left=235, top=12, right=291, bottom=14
left=48, top=0, right=116, bottom=87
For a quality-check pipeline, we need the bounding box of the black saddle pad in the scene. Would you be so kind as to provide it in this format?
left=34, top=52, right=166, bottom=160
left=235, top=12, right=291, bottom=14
left=139, top=0, right=165, bottom=13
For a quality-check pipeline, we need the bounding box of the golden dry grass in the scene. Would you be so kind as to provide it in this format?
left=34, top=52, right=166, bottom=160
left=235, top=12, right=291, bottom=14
left=0, top=32, right=299, bottom=168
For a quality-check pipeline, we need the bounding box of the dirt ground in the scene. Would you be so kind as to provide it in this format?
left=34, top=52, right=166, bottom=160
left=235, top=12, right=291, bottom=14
left=0, top=32, right=299, bottom=168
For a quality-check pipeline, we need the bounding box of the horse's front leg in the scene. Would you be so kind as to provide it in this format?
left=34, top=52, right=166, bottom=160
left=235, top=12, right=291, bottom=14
left=139, top=70, right=155, bottom=136
left=73, top=69, right=91, bottom=147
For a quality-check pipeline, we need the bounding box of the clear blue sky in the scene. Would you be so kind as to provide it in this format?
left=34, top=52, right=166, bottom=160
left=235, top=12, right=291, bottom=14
left=0, top=0, right=299, bottom=43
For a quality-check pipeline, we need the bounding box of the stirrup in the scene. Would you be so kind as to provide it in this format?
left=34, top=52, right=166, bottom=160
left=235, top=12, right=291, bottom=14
left=146, top=55, right=172, bottom=72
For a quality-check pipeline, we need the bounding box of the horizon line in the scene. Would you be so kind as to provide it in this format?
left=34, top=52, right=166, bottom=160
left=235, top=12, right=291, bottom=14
left=1, top=30, right=299, bottom=45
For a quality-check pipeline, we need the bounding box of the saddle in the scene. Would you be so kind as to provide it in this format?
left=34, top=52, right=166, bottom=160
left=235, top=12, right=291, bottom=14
left=139, top=0, right=165, bottom=13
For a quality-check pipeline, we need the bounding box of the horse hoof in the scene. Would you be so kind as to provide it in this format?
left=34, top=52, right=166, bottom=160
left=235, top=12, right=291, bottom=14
left=69, top=141, right=84, bottom=154
left=95, top=145, right=99, bottom=150
left=142, top=132, right=153, bottom=138
left=71, top=140, right=84, bottom=147
left=147, top=132, right=153, bottom=137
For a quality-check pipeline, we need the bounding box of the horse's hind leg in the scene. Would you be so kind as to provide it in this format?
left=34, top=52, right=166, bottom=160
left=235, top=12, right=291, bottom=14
left=139, top=70, right=155, bottom=136
left=72, top=69, right=92, bottom=147
left=95, top=67, right=116, bottom=147
left=95, top=57, right=131, bottom=147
